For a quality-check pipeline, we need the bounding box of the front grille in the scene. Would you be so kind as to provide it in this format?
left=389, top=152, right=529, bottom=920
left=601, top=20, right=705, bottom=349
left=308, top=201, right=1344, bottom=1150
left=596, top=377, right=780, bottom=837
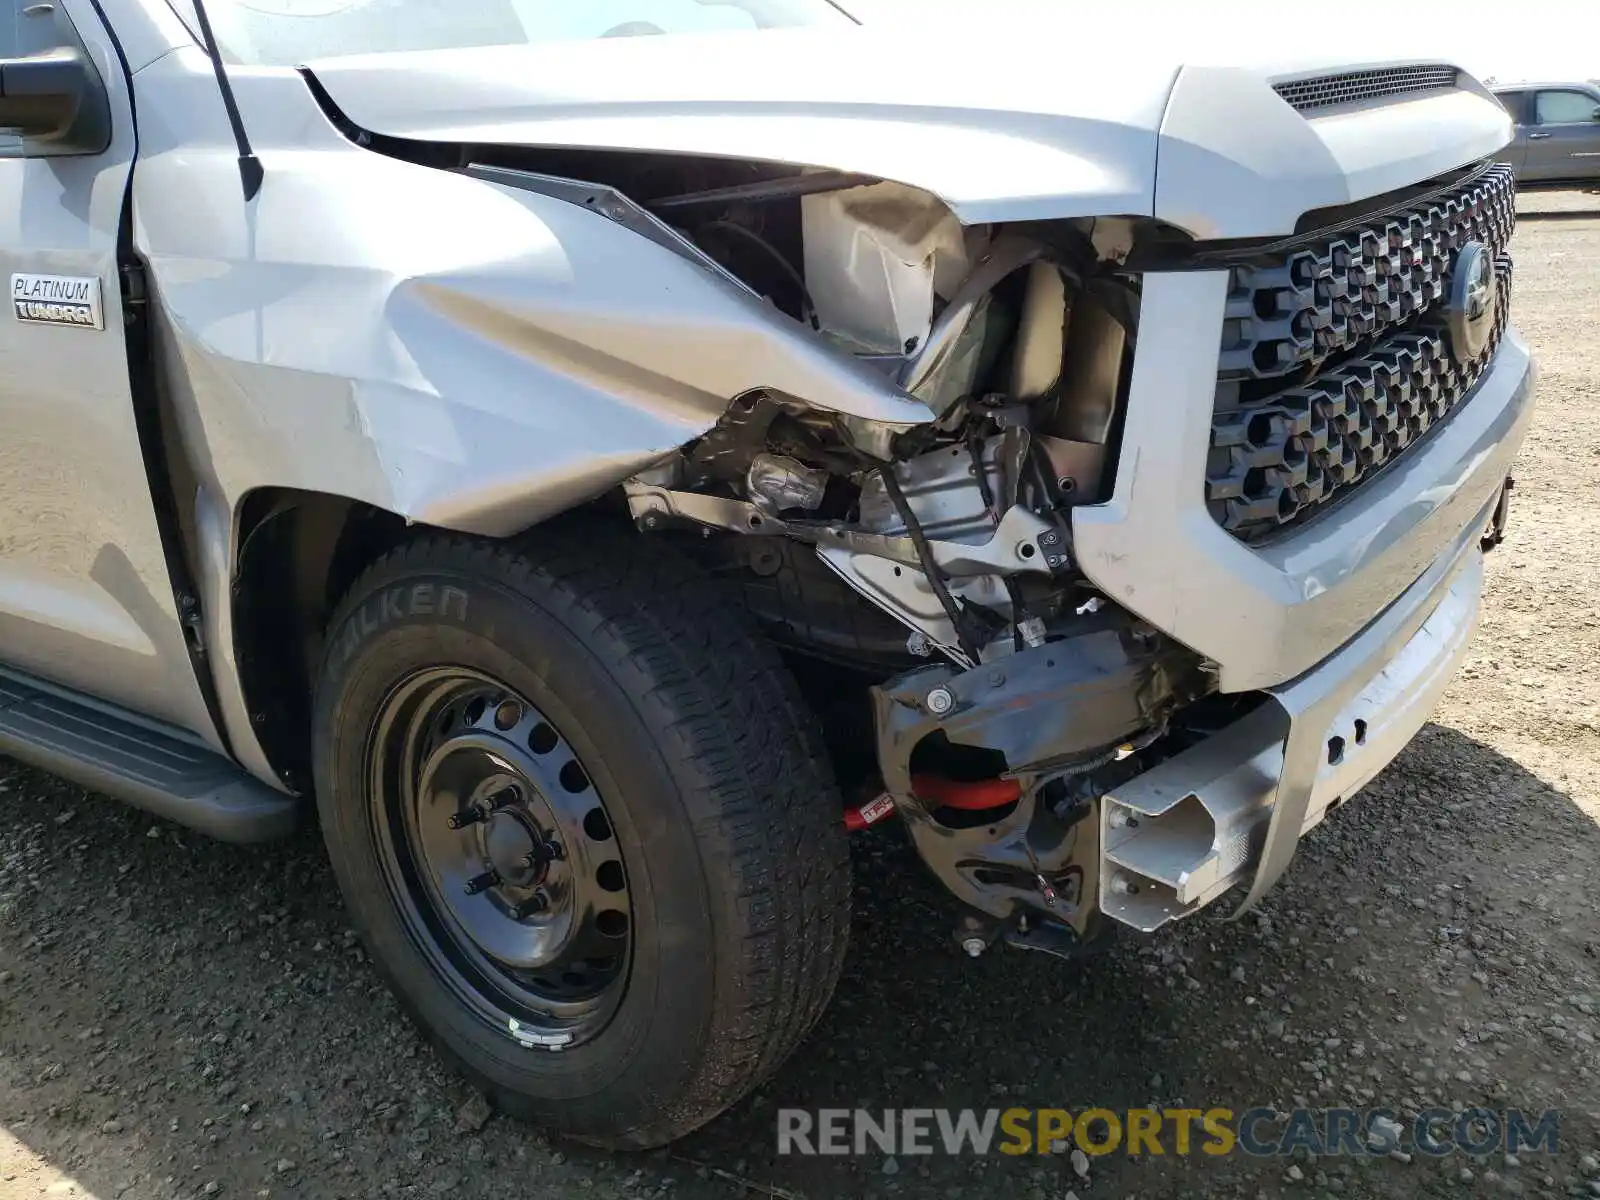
left=1273, top=65, right=1459, bottom=113
left=1207, top=164, right=1517, bottom=541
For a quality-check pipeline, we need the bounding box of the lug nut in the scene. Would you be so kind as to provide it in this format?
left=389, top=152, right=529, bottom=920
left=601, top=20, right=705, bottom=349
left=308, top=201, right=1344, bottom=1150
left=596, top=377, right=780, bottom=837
left=447, top=808, right=485, bottom=830
left=521, top=837, right=565, bottom=871
left=926, top=687, right=954, bottom=715
left=961, top=936, right=987, bottom=958
left=512, top=893, right=549, bottom=920
left=463, top=870, right=501, bottom=896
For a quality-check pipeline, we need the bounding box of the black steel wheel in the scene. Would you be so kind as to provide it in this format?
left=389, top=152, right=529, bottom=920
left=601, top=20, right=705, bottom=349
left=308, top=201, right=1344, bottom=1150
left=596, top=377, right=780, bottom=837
left=313, top=527, right=850, bottom=1147
left=370, top=669, right=630, bottom=1050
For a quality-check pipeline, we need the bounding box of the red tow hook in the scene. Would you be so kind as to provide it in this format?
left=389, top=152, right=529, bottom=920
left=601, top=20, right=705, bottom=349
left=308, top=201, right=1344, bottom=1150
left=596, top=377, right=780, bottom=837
left=843, top=775, right=1023, bottom=830
left=843, top=793, right=896, bottom=831
left=910, top=774, right=1022, bottom=811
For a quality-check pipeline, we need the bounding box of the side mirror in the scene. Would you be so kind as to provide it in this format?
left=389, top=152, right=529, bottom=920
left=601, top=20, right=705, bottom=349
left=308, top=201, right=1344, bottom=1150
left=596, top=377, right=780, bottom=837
left=0, top=48, right=110, bottom=152
left=1592, top=106, right=1600, bottom=122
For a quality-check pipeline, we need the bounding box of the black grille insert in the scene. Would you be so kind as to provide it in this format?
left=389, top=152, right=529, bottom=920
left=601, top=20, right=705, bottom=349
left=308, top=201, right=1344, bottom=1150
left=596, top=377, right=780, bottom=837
left=1274, top=65, right=1459, bottom=113
left=1208, top=264, right=1511, bottom=537
left=1207, top=165, right=1517, bottom=542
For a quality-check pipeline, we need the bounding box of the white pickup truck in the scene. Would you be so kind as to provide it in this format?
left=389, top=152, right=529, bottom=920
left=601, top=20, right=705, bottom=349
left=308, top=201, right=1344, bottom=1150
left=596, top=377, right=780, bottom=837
left=0, top=0, right=1530, bottom=1148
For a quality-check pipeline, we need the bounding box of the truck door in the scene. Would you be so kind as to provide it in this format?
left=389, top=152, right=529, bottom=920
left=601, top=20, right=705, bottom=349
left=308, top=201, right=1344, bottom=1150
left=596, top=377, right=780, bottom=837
left=1494, top=91, right=1530, bottom=178
left=0, top=0, right=218, bottom=739
left=1525, top=88, right=1600, bottom=183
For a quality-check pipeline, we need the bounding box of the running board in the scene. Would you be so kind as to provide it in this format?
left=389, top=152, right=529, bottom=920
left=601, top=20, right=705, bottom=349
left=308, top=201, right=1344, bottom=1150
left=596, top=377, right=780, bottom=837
left=0, top=670, right=297, bottom=842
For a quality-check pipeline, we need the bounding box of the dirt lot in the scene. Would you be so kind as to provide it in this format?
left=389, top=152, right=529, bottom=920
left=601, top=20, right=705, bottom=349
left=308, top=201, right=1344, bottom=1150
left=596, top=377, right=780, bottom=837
left=2, top=190, right=1598, bottom=1200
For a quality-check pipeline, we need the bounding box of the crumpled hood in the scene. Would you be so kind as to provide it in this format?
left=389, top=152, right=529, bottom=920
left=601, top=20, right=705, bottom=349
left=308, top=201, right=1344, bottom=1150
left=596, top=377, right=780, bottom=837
left=306, top=27, right=1176, bottom=225
left=306, top=25, right=1512, bottom=237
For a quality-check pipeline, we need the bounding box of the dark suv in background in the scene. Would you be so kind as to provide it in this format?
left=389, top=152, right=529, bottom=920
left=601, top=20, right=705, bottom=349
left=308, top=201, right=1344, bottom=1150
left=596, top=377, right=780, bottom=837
left=1494, top=82, right=1600, bottom=188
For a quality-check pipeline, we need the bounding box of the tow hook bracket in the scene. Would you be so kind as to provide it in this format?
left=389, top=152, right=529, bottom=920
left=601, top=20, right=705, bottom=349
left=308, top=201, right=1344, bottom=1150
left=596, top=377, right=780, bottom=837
left=1480, top=475, right=1513, bottom=553
left=1002, top=918, right=1082, bottom=962
left=1001, top=914, right=1116, bottom=965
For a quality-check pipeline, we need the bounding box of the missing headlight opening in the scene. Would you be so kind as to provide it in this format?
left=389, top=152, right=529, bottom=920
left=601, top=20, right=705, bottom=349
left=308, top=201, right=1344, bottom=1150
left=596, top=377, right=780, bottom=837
left=594, top=158, right=1203, bottom=956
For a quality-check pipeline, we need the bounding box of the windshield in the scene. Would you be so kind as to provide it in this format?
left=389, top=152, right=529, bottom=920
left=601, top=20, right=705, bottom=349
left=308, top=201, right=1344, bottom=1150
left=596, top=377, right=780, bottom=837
left=172, top=0, right=857, bottom=66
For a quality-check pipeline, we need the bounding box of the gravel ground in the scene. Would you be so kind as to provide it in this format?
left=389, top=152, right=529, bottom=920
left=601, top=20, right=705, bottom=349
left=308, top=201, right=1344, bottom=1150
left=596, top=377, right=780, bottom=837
left=2, top=189, right=1598, bottom=1200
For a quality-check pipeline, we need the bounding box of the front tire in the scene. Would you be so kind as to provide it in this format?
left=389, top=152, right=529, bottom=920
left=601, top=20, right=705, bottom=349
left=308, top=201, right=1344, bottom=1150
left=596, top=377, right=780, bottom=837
left=312, top=527, right=850, bottom=1147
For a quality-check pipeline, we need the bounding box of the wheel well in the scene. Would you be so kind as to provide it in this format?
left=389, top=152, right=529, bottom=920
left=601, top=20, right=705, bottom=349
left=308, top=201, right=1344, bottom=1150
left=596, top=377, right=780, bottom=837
left=232, top=488, right=633, bottom=791
left=233, top=488, right=409, bottom=791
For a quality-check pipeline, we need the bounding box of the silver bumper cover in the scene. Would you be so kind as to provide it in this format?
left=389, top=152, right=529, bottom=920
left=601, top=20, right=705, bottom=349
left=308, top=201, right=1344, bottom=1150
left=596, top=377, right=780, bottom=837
left=1065, top=249, right=1535, bottom=929
left=1099, top=527, right=1487, bottom=931
left=1084, top=266, right=1535, bottom=930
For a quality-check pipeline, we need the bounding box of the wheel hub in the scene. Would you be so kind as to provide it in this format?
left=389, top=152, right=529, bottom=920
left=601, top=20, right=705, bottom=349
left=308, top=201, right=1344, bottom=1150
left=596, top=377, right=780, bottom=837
left=483, top=806, right=545, bottom=885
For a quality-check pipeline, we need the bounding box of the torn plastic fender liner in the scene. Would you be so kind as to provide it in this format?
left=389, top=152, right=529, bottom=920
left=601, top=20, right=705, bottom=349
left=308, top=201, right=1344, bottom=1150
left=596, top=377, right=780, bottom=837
left=870, top=630, right=1195, bottom=922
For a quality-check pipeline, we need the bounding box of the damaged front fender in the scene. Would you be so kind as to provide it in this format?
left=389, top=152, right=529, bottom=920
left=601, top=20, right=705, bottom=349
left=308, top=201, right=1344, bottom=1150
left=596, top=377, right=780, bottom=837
left=135, top=53, right=931, bottom=545
left=129, top=51, right=937, bottom=782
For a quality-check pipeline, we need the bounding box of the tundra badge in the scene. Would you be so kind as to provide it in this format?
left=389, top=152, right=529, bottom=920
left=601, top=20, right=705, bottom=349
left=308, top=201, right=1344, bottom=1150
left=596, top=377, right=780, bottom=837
left=11, top=273, right=104, bottom=330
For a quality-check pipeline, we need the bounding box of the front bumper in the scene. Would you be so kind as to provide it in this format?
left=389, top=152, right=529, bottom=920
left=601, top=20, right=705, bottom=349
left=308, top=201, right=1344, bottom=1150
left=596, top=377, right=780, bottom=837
left=1099, top=503, right=1492, bottom=931
left=1072, top=248, right=1535, bottom=929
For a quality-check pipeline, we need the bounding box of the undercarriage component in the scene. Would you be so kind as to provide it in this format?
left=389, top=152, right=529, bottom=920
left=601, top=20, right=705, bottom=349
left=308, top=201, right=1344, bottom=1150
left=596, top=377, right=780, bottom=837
left=626, top=481, right=1061, bottom=578
left=688, top=534, right=919, bottom=673
left=871, top=625, right=1202, bottom=929
left=909, top=774, right=1021, bottom=811
left=814, top=547, right=1006, bottom=667
left=747, top=452, right=827, bottom=514
left=1002, top=913, right=1117, bottom=964
left=951, top=908, right=1116, bottom=965
left=843, top=793, right=896, bottom=831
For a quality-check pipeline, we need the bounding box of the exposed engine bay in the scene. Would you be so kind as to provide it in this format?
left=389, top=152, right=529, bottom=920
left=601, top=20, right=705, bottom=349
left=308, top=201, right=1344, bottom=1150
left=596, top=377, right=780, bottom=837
left=569, top=153, right=1147, bottom=670
left=486, top=151, right=1225, bottom=956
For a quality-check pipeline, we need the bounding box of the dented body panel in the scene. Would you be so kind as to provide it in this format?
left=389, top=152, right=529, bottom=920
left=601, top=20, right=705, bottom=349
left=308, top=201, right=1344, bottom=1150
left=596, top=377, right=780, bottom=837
left=1, top=0, right=1525, bottom=937
left=128, top=46, right=937, bottom=773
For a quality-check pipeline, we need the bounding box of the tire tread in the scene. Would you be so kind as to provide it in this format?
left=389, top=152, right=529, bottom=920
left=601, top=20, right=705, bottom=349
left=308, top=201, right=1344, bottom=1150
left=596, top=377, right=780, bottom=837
left=322, top=523, right=850, bottom=1146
